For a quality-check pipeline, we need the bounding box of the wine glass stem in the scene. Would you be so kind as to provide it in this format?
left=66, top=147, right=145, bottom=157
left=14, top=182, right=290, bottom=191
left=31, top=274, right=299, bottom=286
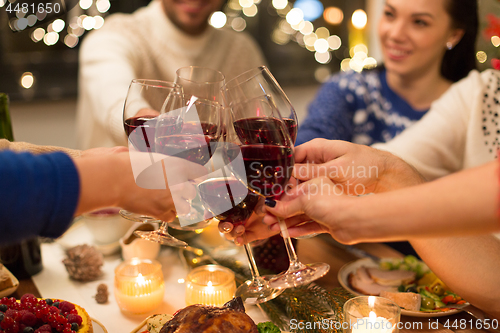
left=242, top=234, right=261, bottom=279
left=158, top=223, right=169, bottom=235
left=278, top=217, right=303, bottom=270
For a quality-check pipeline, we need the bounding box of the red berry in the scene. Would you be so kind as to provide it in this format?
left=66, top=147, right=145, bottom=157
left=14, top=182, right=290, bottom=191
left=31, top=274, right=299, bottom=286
left=20, top=294, right=36, bottom=305
left=21, top=312, right=36, bottom=327
left=5, top=309, right=18, bottom=319
left=38, top=324, right=52, bottom=332
left=69, top=309, right=77, bottom=315
left=4, top=322, right=19, bottom=333
left=0, top=315, right=14, bottom=329
left=66, top=314, right=82, bottom=326
left=49, top=306, right=59, bottom=315
left=58, top=302, right=75, bottom=314
left=1, top=297, right=9, bottom=304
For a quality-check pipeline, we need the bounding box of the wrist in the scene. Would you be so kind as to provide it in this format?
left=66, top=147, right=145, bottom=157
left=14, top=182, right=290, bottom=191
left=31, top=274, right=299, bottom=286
left=376, top=150, right=426, bottom=192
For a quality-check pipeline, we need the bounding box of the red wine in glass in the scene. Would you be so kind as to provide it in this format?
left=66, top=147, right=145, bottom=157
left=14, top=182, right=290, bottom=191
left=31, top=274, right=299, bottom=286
left=155, top=122, right=219, bottom=165
left=233, top=117, right=296, bottom=146
left=198, top=178, right=260, bottom=225
left=240, top=144, right=293, bottom=198
left=124, top=116, right=158, bottom=152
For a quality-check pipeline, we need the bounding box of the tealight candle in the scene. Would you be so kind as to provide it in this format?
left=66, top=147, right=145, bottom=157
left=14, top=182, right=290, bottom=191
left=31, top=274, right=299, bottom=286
left=343, top=296, right=401, bottom=333
left=114, top=258, right=165, bottom=313
left=185, top=265, right=236, bottom=307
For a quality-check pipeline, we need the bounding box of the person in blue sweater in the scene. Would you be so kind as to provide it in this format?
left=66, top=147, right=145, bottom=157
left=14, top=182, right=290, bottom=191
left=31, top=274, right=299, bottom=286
left=0, top=150, right=204, bottom=244
left=296, top=0, right=478, bottom=147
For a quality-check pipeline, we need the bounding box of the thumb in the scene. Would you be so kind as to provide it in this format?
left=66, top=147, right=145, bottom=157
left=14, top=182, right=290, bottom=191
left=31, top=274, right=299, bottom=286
left=293, top=163, right=329, bottom=181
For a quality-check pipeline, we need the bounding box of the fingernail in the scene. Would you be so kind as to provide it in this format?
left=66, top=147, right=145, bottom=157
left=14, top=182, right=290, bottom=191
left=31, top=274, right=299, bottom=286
left=265, top=198, right=276, bottom=207
left=220, top=222, right=232, bottom=233
left=234, top=237, right=242, bottom=246
left=269, top=223, right=279, bottom=231
left=235, top=225, right=245, bottom=235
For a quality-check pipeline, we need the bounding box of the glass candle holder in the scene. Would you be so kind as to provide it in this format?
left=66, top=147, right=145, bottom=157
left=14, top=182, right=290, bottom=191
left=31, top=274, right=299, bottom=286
left=185, top=265, right=236, bottom=307
left=114, top=258, right=165, bottom=313
left=343, top=296, right=401, bottom=333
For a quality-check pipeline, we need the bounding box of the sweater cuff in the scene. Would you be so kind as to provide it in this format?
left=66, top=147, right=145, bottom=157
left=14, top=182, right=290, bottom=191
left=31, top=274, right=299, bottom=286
left=42, top=153, right=80, bottom=238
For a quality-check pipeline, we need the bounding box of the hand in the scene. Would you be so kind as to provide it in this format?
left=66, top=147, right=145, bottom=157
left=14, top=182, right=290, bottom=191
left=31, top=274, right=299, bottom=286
left=218, top=199, right=280, bottom=245
left=262, top=177, right=356, bottom=244
left=294, top=139, right=425, bottom=194
left=80, top=146, right=129, bottom=158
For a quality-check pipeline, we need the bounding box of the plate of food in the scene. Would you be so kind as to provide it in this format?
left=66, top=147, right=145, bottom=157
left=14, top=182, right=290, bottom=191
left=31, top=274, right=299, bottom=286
left=338, top=256, right=468, bottom=317
left=0, top=264, right=19, bottom=298
left=130, top=297, right=287, bottom=333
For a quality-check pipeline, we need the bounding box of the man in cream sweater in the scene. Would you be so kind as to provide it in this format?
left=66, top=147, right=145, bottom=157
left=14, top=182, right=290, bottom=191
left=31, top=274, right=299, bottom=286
left=77, top=0, right=266, bottom=149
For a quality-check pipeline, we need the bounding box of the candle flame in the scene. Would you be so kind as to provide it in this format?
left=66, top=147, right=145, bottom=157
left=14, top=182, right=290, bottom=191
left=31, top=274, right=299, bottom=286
left=368, top=311, right=377, bottom=322
left=368, top=296, right=375, bottom=307
left=207, top=281, right=212, bottom=287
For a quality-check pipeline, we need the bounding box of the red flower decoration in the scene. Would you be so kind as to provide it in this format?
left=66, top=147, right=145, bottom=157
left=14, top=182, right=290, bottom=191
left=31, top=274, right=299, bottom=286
left=484, top=14, right=500, bottom=39
left=492, top=58, right=500, bottom=70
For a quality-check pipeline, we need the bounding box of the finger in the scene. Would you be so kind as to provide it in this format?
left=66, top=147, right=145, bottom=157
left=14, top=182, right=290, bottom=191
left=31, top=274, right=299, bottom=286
left=293, top=163, right=331, bottom=181
left=287, top=222, right=328, bottom=238
left=219, top=222, right=233, bottom=234
left=262, top=213, right=310, bottom=226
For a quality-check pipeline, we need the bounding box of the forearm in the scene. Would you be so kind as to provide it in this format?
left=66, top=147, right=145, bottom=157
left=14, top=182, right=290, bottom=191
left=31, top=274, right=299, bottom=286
left=73, top=154, right=123, bottom=215
left=341, top=161, right=499, bottom=242
left=411, top=236, right=500, bottom=320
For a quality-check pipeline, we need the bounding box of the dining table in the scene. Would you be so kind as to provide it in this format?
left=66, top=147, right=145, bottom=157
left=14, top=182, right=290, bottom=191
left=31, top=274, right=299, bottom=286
left=11, top=230, right=496, bottom=333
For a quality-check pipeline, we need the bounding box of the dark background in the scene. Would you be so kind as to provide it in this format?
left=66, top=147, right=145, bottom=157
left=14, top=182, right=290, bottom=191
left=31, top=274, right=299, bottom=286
left=0, top=0, right=365, bottom=101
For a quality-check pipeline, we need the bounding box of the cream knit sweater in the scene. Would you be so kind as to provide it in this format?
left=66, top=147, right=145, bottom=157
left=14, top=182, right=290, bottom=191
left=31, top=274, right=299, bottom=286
left=77, top=0, right=266, bottom=149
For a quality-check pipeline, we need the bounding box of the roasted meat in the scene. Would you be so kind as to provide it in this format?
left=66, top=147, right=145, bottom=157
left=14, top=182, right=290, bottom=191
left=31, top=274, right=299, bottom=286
left=159, top=297, right=258, bottom=333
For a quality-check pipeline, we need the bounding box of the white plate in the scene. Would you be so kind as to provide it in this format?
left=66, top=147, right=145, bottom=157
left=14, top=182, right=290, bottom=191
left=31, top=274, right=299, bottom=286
left=0, top=266, right=19, bottom=298
left=92, top=318, right=108, bottom=333
left=338, top=258, right=464, bottom=318
left=56, top=220, right=121, bottom=256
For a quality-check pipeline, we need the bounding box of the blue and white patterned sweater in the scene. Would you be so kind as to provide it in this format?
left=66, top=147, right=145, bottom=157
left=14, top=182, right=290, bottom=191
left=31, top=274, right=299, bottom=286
left=296, top=68, right=428, bottom=146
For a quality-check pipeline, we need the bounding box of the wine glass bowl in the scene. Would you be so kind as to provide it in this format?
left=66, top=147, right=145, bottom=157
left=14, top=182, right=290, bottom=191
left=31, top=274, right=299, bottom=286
left=222, top=66, right=329, bottom=289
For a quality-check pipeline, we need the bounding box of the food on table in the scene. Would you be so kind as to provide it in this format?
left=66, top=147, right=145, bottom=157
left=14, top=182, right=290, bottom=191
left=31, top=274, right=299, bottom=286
left=62, top=245, right=103, bottom=281
left=94, top=284, right=108, bottom=304
left=0, top=264, right=15, bottom=292
left=348, top=256, right=467, bottom=312
left=257, top=321, right=281, bottom=333
left=0, top=293, right=93, bottom=333
left=159, top=297, right=258, bottom=333
left=379, top=291, right=421, bottom=311
left=348, top=266, right=399, bottom=295
left=146, top=314, right=173, bottom=333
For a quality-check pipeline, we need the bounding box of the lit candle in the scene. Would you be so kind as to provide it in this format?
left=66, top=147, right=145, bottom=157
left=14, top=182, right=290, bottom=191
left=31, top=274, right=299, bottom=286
left=114, top=258, right=165, bottom=313
left=344, top=296, right=401, bottom=333
left=185, top=265, right=236, bottom=307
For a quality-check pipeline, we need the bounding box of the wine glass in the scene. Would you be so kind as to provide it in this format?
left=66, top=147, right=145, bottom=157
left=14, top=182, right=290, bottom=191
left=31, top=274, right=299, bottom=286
left=121, top=79, right=189, bottom=247
left=165, top=66, right=226, bottom=231
left=197, top=97, right=286, bottom=304
left=154, top=91, right=224, bottom=229
left=222, top=67, right=330, bottom=289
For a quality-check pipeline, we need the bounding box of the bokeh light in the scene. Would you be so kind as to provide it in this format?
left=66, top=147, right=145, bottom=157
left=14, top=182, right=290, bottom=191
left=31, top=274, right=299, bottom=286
left=363, top=57, right=378, bottom=69
left=272, top=0, right=287, bottom=10
left=492, top=36, right=500, bottom=48
left=315, top=27, right=329, bottom=39
left=476, top=51, right=487, bottom=63
left=52, top=19, right=65, bottom=32
left=314, top=51, right=331, bottom=64
left=27, top=15, right=37, bottom=27
left=239, top=0, right=253, bottom=8
left=79, top=0, right=92, bottom=10
left=31, top=28, right=45, bottom=42
left=304, top=33, right=317, bottom=47
left=286, top=8, right=304, bottom=26
left=351, top=9, right=367, bottom=29
left=20, top=72, right=34, bottom=89
left=0, top=0, right=5, bottom=7
left=242, top=4, right=258, bottom=17
left=293, top=0, right=323, bottom=22
left=314, top=38, right=329, bottom=53
left=231, top=17, right=246, bottom=31
left=43, top=31, right=59, bottom=45
left=328, top=35, right=341, bottom=50
left=94, top=16, right=105, bottom=29
left=324, top=7, right=343, bottom=25
left=314, top=67, right=331, bottom=83
left=341, top=58, right=351, bottom=72
left=272, top=28, right=291, bottom=45
left=64, top=34, right=79, bottom=48
left=299, top=21, right=313, bottom=35
left=82, top=16, right=96, bottom=30
left=210, top=11, right=227, bottom=28
left=96, top=0, right=110, bottom=13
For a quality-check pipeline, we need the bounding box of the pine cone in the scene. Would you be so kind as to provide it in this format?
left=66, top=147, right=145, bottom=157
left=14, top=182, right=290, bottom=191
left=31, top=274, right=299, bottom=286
left=62, top=244, right=103, bottom=281
left=95, top=292, right=108, bottom=304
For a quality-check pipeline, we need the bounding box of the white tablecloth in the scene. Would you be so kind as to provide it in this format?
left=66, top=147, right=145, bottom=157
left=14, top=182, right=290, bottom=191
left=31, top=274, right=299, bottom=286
left=33, top=243, right=268, bottom=332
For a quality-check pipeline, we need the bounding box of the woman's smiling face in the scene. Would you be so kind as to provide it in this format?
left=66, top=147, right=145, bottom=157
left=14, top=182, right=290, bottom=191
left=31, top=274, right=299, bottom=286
left=378, top=0, right=463, bottom=78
